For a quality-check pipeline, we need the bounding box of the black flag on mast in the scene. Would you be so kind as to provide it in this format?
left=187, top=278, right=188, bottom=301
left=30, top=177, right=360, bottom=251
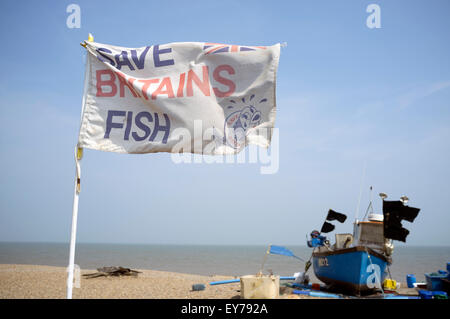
left=326, top=209, right=347, bottom=223
left=320, top=221, right=335, bottom=233
left=320, top=209, right=347, bottom=233
left=383, top=200, right=420, bottom=242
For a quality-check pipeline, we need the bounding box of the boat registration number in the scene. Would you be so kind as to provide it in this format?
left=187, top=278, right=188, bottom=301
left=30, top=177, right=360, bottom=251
left=318, top=257, right=329, bottom=267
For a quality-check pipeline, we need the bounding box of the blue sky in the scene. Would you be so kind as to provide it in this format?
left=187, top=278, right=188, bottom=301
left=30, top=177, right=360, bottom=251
left=0, top=0, right=449, bottom=246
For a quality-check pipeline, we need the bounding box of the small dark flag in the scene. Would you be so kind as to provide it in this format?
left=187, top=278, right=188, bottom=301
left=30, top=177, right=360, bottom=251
left=321, top=221, right=335, bottom=233
left=326, top=209, right=347, bottom=223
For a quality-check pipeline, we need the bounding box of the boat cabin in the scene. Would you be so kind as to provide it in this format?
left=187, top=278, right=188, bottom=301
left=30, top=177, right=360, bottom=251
left=312, top=212, right=393, bottom=256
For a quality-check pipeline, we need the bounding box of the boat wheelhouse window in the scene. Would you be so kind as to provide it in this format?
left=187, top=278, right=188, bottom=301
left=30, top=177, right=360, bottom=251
left=354, top=222, right=384, bottom=247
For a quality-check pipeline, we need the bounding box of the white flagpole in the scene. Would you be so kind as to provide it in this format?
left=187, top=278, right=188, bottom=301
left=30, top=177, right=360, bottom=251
left=67, top=149, right=81, bottom=299
left=67, top=34, right=93, bottom=299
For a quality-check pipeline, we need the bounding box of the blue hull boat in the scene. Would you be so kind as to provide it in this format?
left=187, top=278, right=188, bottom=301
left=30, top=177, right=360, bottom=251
left=307, top=192, right=420, bottom=296
left=312, top=246, right=388, bottom=295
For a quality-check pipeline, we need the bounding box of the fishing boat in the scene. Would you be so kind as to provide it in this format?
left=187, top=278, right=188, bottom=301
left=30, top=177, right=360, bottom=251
left=306, top=191, right=420, bottom=295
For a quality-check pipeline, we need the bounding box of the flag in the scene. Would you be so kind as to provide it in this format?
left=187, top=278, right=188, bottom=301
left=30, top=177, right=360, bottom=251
left=269, top=245, right=304, bottom=261
left=78, top=41, right=280, bottom=155
left=326, top=209, right=347, bottom=223
left=320, top=221, right=335, bottom=233
left=383, top=200, right=420, bottom=242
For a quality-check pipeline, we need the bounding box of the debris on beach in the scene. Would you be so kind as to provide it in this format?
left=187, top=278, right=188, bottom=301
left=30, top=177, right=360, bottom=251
left=83, top=266, right=142, bottom=278
left=192, top=283, right=206, bottom=291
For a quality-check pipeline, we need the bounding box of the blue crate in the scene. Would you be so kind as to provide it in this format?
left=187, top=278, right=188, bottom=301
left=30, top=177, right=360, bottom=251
left=425, top=273, right=446, bottom=291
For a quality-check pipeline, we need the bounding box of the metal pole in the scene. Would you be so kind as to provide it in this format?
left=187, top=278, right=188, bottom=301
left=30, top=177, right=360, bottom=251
left=67, top=148, right=82, bottom=299
left=67, top=34, right=92, bottom=298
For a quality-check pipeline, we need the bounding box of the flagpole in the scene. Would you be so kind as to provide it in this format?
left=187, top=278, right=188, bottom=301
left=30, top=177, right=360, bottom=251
left=354, top=161, right=367, bottom=222
left=67, top=34, right=93, bottom=299
left=67, top=148, right=82, bottom=299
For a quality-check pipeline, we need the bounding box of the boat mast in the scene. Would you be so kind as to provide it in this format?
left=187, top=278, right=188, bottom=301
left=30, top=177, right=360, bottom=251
left=361, top=186, right=375, bottom=221
left=354, top=162, right=367, bottom=223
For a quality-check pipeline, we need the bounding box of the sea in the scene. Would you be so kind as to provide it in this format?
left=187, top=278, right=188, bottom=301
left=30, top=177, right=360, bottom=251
left=0, top=242, right=449, bottom=283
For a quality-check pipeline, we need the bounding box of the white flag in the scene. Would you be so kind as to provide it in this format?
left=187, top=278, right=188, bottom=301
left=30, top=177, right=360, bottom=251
left=78, top=41, right=280, bottom=154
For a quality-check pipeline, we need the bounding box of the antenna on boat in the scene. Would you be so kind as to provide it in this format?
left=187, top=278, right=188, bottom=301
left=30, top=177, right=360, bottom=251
left=354, top=162, right=367, bottom=222
left=400, top=195, right=409, bottom=205
left=361, top=186, right=375, bottom=221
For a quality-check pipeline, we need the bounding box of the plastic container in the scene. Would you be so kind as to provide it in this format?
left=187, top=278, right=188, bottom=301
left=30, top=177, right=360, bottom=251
left=240, top=275, right=280, bottom=299
left=406, top=274, right=416, bottom=288
left=418, top=290, right=433, bottom=299
left=383, top=279, right=397, bottom=290
left=425, top=273, right=446, bottom=291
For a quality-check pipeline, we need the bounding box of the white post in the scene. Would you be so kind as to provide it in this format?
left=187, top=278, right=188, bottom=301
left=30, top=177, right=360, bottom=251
left=67, top=34, right=92, bottom=298
left=67, top=148, right=82, bottom=299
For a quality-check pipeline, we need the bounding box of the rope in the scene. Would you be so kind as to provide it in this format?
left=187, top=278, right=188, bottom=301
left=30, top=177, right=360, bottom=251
left=304, top=253, right=313, bottom=273
left=387, top=264, right=393, bottom=281
left=74, top=146, right=83, bottom=194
